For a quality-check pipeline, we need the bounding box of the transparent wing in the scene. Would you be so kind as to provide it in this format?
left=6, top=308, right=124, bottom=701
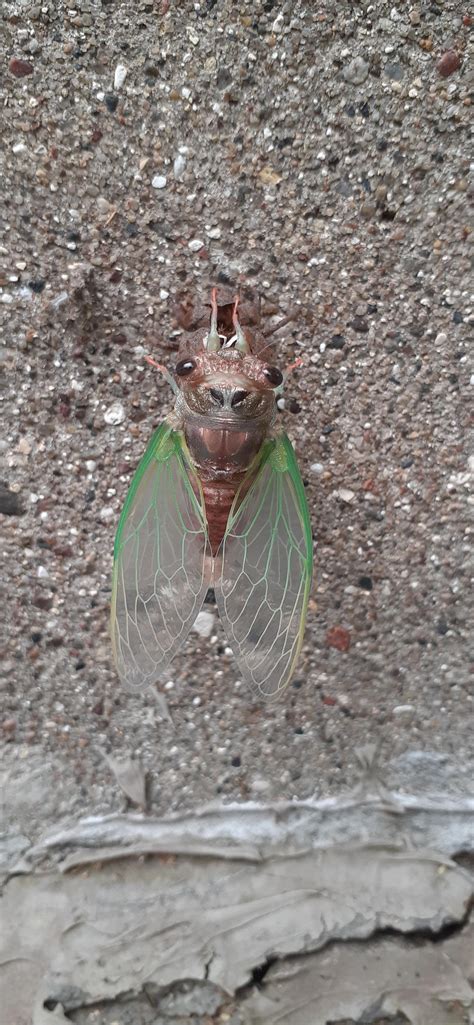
left=111, top=423, right=211, bottom=690
left=215, top=434, right=313, bottom=699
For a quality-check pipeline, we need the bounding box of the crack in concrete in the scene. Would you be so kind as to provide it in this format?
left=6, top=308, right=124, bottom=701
left=236, top=908, right=474, bottom=997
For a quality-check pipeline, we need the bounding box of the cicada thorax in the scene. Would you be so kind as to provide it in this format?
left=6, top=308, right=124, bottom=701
left=172, top=288, right=282, bottom=553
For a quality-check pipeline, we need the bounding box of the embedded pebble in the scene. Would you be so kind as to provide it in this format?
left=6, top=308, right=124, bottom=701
left=250, top=778, right=271, bottom=794
left=336, top=488, right=356, bottom=503
left=99, top=506, right=115, bottom=523
left=151, top=175, right=167, bottom=189
left=104, top=93, right=119, bottom=113
left=326, top=626, right=351, bottom=653
left=343, top=57, right=369, bottom=85
left=191, top=611, right=215, bottom=638
left=9, top=58, right=34, bottom=77
left=113, top=64, right=128, bottom=90
left=437, top=50, right=461, bottom=78
left=188, top=239, right=205, bottom=252
left=173, top=154, right=186, bottom=179
left=103, top=402, right=126, bottom=426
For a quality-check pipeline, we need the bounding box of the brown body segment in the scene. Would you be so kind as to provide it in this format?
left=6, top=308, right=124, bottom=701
left=173, top=289, right=279, bottom=554
left=186, top=423, right=267, bottom=553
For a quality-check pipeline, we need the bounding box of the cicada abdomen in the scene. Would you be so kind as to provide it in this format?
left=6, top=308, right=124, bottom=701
left=111, top=288, right=312, bottom=699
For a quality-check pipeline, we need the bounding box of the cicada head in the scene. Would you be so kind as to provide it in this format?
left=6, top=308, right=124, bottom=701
left=173, top=289, right=284, bottom=426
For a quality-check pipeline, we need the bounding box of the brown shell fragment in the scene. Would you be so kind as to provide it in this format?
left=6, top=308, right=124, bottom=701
left=437, top=50, right=461, bottom=78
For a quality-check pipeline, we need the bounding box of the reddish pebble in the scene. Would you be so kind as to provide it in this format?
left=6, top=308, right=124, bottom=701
left=437, top=50, right=461, bottom=78
left=2, top=719, right=17, bottom=733
left=322, top=694, right=338, bottom=706
left=9, top=58, right=34, bottom=77
left=325, top=626, right=351, bottom=652
left=463, top=15, right=472, bottom=26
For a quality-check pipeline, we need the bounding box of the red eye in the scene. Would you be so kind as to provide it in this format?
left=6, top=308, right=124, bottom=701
left=264, top=365, right=283, bottom=387
left=176, top=359, right=196, bottom=377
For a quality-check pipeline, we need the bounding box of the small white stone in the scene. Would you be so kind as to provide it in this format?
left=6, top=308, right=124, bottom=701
left=206, top=226, right=221, bottom=239
left=85, top=459, right=97, bottom=472
left=114, top=64, right=128, bottom=90
left=310, top=462, right=324, bottom=474
left=434, top=332, right=448, bottom=345
left=188, top=238, right=204, bottom=252
left=336, top=487, right=355, bottom=503
left=393, top=704, right=415, bottom=715
left=151, top=175, right=167, bottom=190
left=104, top=401, right=126, bottom=426
left=250, top=778, right=271, bottom=794
left=192, top=610, right=215, bottom=638
left=37, top=565, right=48, bottom=579
left=159, top=288, right=169, bottom=300
left=99, top=506, right=115, bottom=523
left=173, top=153, right=186, bottom=179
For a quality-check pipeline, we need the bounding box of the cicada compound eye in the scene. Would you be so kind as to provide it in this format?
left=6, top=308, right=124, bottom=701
left=175, top=358, right=196, bottom=377
left=264, top=365, right=284, bottom=387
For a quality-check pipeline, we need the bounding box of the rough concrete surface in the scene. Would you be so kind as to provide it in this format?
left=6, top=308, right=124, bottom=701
left=1, top=0, right=473, bottom=1022
left=1, top=799, right=474, bottom=1024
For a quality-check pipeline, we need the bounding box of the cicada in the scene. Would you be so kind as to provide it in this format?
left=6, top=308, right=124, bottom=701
left=111, top=288, right=312, bottom=699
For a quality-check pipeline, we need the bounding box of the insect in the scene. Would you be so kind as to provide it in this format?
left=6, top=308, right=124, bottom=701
left=111, top=287, right=312, bottom=699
